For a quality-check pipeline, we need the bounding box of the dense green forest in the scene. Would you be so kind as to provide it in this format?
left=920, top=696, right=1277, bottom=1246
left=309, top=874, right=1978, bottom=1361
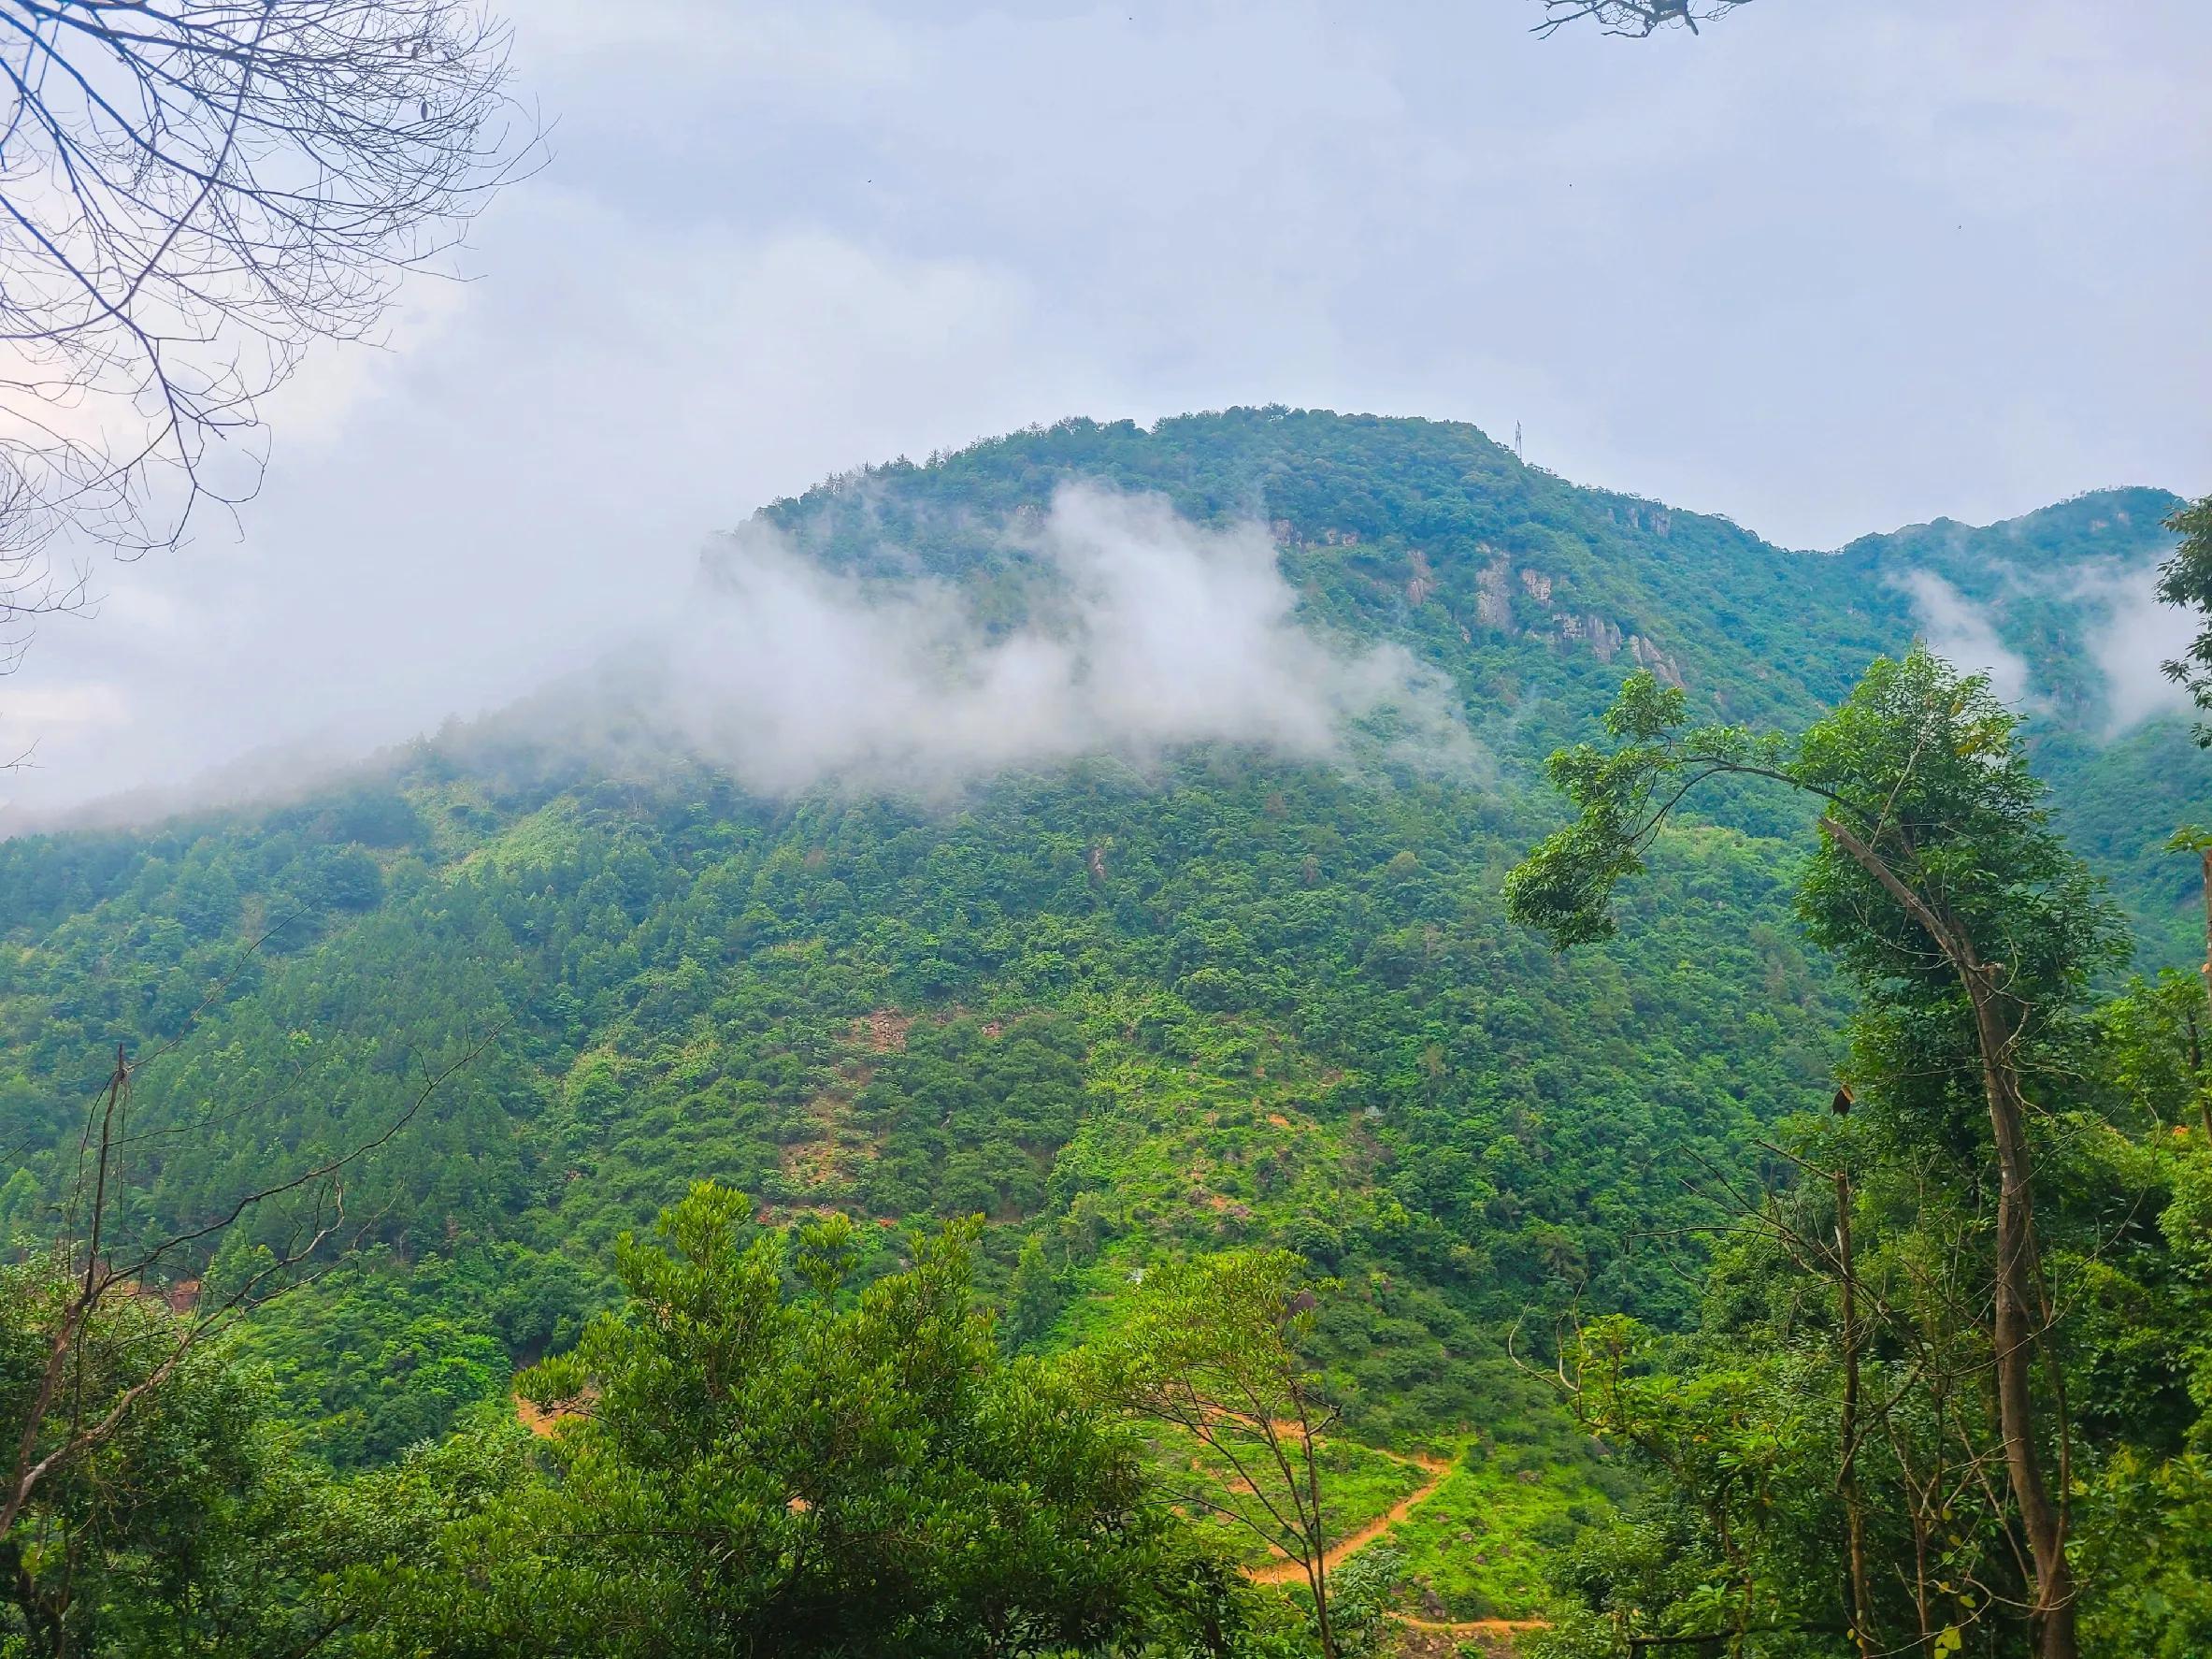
left=4, top=411, right=2208, bottom=1655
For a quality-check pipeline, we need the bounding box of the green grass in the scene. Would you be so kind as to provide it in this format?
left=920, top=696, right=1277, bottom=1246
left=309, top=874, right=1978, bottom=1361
left=1386, top=1441, right=1615, bottom=1621
left=1128, top=1418, right=1617, bottom=1618
left=1137, top=1425, right=1435, bottom=1569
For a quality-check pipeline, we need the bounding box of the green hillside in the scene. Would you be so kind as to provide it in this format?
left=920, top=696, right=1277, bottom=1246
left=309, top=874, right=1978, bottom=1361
left=2, top=411, right=2205, bottom=1632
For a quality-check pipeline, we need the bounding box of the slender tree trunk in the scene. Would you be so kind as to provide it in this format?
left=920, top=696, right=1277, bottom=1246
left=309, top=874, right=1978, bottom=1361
left=1298, top=1414, right=1337, bottom=1659
left=1308, top=1559, right=1337, bottom=1659
left=1819, top=819, right=2077, bottom=1659
left=7, top=1539, right=54, bottom=1659
left=1911, top=1501, right=1932, bottom=1641
left=1833, top=1167, right=1873, bottom=1659
left=2199, top=847, right=2211, bottom=1003
left=1966, top=974, right=2076, bottom=1659
left=2186, top=1006, right=2210, bottom=1141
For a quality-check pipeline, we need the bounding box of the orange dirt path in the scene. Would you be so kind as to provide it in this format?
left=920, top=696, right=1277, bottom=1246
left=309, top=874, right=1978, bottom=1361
left=1245, top=1448, right=1451, bottom=1585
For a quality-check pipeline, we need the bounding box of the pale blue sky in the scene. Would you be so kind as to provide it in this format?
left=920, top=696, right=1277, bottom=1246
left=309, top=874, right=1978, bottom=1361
left=4, top=0, right=2206, bottom=816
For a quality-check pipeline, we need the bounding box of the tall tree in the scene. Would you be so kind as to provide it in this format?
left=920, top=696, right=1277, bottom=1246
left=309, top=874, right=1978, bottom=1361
left=0, top=1252, right=357, bottom=1658
left=1090, top=1250, right=1347, bottom=1659
left=1507, top=647, right=2127, bottom=1659
left=2159, top=495, right=2212, bottom=745
left=4, top=1031, right=495, bottom=1542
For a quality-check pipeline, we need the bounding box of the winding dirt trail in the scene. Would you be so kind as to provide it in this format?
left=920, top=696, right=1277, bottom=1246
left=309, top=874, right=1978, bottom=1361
left=1238, top=1446, right=1554, bottom=1647
left=1245, top=1448, right=1452, bottom=1585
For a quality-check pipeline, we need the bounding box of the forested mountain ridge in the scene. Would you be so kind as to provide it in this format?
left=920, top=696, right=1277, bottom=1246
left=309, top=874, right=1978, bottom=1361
left=1, top=410, right=2204, bottom=1631
left=753, top=410, right=2197, bottom=949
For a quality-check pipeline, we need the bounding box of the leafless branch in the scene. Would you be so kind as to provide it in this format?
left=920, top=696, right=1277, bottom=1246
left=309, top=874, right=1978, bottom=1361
left=1532, top=0, right=1755, bottom=38
left=0, top=0, right=536, bottom=673
left=3, top=1022, right=500, bottom=1533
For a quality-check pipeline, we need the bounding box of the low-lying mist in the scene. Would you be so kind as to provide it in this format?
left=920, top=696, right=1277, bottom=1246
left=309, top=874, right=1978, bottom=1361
left=653, top=483, right=1472, bottom=797
left=1893, top=556, right=2194, bottom=733
left=4, top=485, right=1476, bottom=834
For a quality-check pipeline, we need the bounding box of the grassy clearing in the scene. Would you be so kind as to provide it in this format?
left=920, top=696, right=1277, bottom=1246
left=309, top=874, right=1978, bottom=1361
left=1138, top=1424, right=1436, bottom=1568
left=1386, top=1442, right=1613, bottom=1622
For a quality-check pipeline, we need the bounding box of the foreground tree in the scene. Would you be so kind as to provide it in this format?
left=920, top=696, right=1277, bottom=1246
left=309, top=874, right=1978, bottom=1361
left=0, top=0, right=529, bottom=678
left=0, top=1254, right=357, bottom=1657
left=1090, top=1250, right=1347, bottom=1658
left=1508, top=647, right=2126, bottom=1659
left=352, top=1184, right=1236, bottom=1658
left=4, top=1034, right=492, bottom=1542
left=2159, top=496, right=2212, bottom=745
left=1531, top=1093, right=2200, bottom=1658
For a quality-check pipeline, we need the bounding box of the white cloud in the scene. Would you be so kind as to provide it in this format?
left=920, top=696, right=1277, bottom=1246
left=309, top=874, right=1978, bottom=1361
left=2, top=0, right=2206, bottom=816
left=2076, top=559, right=2197, bottom=734
left=0, top=208, right=1122, bottom=819
left=1, top=681, right=130, bottom=747
left=1894, top=570, right=2032, bottom=706
left=1804, top=3, right=2206, bottom=216
left=522, top=0, right=917, bottom=91
left=660, top=483, right=1469, bottom=796
left=263, top=272, right=475, bottom=447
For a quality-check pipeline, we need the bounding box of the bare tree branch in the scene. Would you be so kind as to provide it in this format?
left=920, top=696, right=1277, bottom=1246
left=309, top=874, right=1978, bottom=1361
left=2, top=1022, right=501, bottom=1534
left=0, top=0, right=536, bottom=680
left=1532, top=0, right=1755, bottom=38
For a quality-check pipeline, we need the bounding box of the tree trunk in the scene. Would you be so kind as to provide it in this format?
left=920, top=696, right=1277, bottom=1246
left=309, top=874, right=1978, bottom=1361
left=1964, top=974, right=2076, bottom=1659
left=1818, top=818, right=2076, bottom=1659
left=1833, top=1167, right=1873, bottom=1659
left=2200, top=849, right=2212, bottom=1141
left=1300, top=1417, right=1337, bottom=1659
left=1309, top=1562, right=1338, bottom=1659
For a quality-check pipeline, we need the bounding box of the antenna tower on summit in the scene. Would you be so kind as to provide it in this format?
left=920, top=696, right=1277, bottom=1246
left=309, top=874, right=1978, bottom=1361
left=1514, top=421, right=1524, bottom=460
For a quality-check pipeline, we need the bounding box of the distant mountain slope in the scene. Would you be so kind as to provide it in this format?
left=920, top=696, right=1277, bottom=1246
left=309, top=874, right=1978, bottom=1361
left=767, top=412, right=2178, bottom=729
left=757, top=411, right=2197, bottom=954
left=0, top=410, right=2201, bottom=1617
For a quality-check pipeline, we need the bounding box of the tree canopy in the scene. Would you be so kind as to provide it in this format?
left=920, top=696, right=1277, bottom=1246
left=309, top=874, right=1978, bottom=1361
left=2158, top=493, right=2212, bottom=745
left=351, top=1184, right=1236, bottom=1658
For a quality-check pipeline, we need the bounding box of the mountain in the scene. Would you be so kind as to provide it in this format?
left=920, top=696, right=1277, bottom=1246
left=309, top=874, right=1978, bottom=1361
left=0, top=410, right=2202, bottom=1621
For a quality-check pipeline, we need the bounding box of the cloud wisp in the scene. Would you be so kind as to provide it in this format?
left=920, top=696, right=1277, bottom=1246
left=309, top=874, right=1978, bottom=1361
left=1892, top=570, right=2033, bottom=706
left=1889, top=549, right=2205, bottom=735
left=2074, top=557, right=2198, bottom=735
left=654, top=483, right=1471, bottom=798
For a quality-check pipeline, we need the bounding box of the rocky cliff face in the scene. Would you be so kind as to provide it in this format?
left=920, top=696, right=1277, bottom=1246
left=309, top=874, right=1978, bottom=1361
left=1462, top=549, right=1686, bottom=685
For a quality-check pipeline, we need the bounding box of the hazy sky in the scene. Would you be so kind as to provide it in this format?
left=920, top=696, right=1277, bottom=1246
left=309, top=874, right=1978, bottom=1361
left=3, top=0, right=2206, bottom=819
